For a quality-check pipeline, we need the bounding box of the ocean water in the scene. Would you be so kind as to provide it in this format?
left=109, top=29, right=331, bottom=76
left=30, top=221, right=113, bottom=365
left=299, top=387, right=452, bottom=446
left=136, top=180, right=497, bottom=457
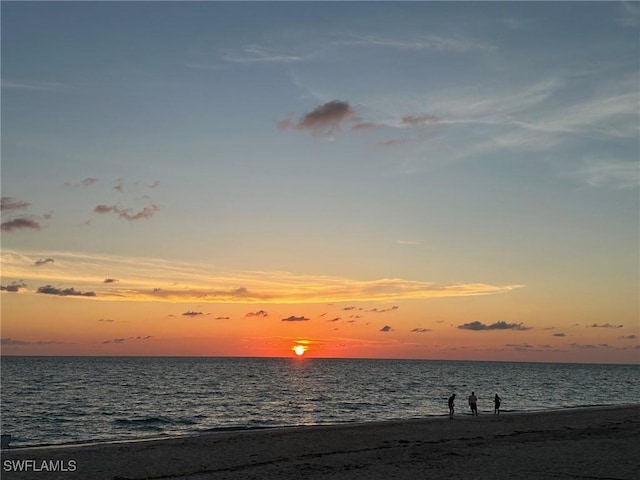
left=1, top=356, right=638, bottom=447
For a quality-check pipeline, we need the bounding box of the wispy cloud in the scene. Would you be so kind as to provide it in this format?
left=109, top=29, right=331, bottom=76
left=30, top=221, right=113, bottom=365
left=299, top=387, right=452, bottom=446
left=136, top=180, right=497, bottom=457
left=367, top=306, right=399, bottom=313
left=618, top=1, right=640, bottom=27
left=34, top=258, right=55, bottom=267
left=499, top=17, right=534, bottom=30
left=1, top=249, right=523, bottom=304
left=66, top=178, right=99, bottom=188
left=185, top=62, right=227, bottom=71
left=94, top=204, right=159, bottom=221
left=149, top=286, right=255, bottom=301
left=1, top=80, right=65, bottom=91
left=351, top=122, right=382, bottom=131
left=487, top=88, right=638, bottom=154
left=569, top=343, right=612, bottom=350
left=82, top=177, right=99, bottom=187
left=396, top=240, right=422, bottom=246
left=359, top=71, right=638, bottom=186
left=505, top=343, right=534, bottom=350
left=1, top=197, right=31, bottom=211
left=401, top=115, right=439, bottom=126
left=342, top=34, right=496, bottom=52
left=223, top=46, right=304, bottom=64
left=113, top=178, right=125, bottom=193
left=619, top=334, right=637, bottom=340
left=1, top=338, right=64, bottom=345
left=571, top=158, right=639, bottom=189
left=95, top=177, right=160, bottom=195
left=377, top=138, right=416, bottom=148
left=528, top=82, right=632, bottom=137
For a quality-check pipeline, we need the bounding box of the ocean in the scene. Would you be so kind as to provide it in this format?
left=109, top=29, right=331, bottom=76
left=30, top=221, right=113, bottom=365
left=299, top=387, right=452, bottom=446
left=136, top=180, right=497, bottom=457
left=1, top=356, right=638, bottom=448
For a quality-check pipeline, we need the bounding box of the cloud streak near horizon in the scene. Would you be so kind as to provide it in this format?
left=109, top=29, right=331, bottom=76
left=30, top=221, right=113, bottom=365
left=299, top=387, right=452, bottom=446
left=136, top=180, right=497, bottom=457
left=1, top=249, right=523, bottom=304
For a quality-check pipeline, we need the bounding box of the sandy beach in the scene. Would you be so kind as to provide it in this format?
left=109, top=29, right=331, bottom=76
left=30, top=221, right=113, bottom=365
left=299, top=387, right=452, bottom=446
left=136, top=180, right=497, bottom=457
left=2, top=405, right=638, bottom=480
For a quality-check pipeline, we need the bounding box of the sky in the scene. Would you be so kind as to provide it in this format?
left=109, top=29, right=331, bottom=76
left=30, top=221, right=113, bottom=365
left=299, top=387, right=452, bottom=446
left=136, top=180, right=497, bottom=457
left=1, top=1, right=638, bottom=363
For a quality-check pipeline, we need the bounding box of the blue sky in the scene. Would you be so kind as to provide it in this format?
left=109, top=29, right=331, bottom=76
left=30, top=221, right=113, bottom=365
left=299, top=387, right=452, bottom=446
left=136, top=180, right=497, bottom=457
left=1, top=2, right=638, bottom=361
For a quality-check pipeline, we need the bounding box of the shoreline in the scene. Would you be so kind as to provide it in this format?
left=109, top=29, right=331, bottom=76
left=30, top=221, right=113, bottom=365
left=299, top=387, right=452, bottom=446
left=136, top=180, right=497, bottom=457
left=4, top=402, right=636, bottom=451
left=2, top=404, right=639, bottom=479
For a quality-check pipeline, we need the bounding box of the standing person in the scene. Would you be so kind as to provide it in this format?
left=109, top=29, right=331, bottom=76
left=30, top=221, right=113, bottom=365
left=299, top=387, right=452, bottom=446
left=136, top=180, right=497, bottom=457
left=468, top=391, right=478, bottom=416
left=448, top=394, right=456, bottom=419
left=494, top=393, right=501, bottom=415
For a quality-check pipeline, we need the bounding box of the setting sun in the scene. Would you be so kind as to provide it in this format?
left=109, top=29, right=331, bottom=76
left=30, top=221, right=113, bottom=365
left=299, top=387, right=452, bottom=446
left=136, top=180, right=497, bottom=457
left=293, top=345, right=307, bottom=356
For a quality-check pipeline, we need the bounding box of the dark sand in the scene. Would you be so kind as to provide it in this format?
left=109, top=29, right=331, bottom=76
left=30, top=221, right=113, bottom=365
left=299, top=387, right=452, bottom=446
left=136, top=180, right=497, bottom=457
left=2, top=405, right=639, bottom=479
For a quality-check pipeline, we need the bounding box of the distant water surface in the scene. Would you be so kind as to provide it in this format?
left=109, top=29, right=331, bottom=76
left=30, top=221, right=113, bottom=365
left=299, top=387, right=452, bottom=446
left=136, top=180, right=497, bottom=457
left=1, top=357, right=638, bottom=447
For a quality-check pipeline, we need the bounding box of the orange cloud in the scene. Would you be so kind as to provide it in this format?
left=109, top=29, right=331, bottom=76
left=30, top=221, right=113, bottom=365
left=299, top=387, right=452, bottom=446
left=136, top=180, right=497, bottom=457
left=1, top=249, right=524, bottom=304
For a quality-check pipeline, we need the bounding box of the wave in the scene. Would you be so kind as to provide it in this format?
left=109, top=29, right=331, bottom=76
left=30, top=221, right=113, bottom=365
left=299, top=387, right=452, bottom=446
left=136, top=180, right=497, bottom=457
left=114, top=416, right=197, bottom=430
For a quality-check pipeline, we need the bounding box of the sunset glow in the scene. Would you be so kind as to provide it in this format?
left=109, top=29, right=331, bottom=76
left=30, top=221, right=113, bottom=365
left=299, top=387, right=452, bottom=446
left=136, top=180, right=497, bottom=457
left=1, top=2, right=638, bottom=364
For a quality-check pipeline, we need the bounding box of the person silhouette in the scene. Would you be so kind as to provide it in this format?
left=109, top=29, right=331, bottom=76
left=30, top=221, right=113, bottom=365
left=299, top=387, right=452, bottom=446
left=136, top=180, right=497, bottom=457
left=468, top=391, right=478, bottom=416
left=494, top=393, right=501, bottom=415
left=448, top=394, right=456, bottom=419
